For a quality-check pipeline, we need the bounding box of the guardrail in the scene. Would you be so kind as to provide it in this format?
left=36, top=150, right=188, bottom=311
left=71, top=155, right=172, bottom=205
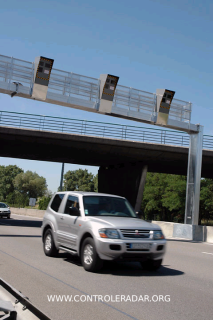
left=0, top=110, right=212, bottom=149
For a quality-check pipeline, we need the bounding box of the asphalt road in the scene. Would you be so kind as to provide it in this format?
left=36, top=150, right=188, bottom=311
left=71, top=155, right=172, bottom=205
left=0, top=214, right=213, bottom=320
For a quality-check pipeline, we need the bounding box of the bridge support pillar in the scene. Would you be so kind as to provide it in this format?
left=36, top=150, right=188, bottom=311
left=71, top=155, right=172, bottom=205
left=185, top=125, right=203, bottom=225
left=98, top=163, right=147, bottom=210
left=134, top=165, right=148, bottom=212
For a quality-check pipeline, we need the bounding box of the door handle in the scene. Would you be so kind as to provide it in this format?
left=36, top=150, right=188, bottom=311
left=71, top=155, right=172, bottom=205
left=60, top=217, right=64, bottom=220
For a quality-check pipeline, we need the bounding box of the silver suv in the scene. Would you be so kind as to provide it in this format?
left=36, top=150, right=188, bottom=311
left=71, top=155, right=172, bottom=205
left=41, top=192, right=166, bottom=272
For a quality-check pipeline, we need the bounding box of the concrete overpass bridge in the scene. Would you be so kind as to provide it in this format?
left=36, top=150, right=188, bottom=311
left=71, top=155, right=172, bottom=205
left=1, top=111, right=213, bottom=210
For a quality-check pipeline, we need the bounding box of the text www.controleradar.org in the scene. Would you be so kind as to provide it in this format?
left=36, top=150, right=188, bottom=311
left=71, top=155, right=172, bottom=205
left=47, top=294, right=171, bottom=303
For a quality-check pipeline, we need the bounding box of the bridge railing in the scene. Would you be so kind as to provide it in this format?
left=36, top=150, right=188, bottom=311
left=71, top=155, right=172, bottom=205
left=0, top=110, right=212, bottom=149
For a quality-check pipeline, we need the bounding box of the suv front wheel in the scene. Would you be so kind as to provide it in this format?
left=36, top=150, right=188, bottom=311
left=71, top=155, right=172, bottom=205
left=43, top=229, right=58, bottom=257
left=81, top=237, right=103, bottom=272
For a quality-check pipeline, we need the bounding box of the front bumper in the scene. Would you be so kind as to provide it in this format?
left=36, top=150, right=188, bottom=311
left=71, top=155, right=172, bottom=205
left=95, top=238, right=166, bottom=261
left=0, top=212, right=10, bottom=217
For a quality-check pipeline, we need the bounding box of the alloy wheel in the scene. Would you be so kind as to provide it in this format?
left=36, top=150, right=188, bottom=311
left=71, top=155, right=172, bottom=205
left=84, top=244, right=93, bottom=265
left=45, top=234, right=52, bottom=251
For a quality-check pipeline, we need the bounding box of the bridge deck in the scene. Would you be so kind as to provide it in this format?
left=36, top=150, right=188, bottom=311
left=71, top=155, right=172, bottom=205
left=1, top=124, right=213, bottom=178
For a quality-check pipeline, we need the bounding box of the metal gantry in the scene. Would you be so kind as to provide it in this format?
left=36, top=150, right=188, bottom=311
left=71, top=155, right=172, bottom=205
left=0, top=54, right=195, bottom=132
left=0, top=54, right=205, bottom=226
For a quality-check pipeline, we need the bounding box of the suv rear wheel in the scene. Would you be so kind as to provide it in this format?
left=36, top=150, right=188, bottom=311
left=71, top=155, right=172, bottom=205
left=141, top=259, right=162, bottom=271
left=43, top=229, right=58, bottom=257
left=81, top=237, right=103, bottom=272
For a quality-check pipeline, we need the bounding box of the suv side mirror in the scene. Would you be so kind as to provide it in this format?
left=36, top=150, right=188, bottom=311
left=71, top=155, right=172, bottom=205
left=68, top=207, right=80, bottom=216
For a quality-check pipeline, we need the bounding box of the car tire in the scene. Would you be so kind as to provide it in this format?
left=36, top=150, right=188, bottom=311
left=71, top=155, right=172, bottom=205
left=141, top=259, right=162, bottom=271
left=43, top=229, right=58, bottom=257
left=81, top=237, right=103, bottom=272
left=7, top=216, right=10, bottom=219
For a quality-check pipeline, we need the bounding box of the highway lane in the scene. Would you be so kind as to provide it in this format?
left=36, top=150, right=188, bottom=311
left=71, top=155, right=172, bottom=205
left=0, top=214, right=213, bottom=320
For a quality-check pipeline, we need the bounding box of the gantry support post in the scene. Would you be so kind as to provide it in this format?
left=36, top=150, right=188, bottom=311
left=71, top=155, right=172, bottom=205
left=185, top=126, right=203, bottom=225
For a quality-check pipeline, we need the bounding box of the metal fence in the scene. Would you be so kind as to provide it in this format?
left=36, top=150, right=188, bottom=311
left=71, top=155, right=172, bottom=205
left=0, top=54, right=33, bottom=90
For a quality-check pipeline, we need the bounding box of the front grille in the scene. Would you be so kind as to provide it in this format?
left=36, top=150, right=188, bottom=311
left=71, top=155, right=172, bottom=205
left=120, top=229, right=151, bottom=239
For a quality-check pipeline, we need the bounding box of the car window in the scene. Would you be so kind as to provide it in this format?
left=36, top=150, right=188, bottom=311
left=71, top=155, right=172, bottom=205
left=83, top=196, right=137, bottom=217
left=64, top=195, right=79, bottom=215
left=0, top=203, right=7, bottom=208
left=50, top=194, right=65, bottom=212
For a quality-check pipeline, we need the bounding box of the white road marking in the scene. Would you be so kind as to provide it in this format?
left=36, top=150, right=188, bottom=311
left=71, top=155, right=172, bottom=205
left=202, top=252, right=213, bottom=255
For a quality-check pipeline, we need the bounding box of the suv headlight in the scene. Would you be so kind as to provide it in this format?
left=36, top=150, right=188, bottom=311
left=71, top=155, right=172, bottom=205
left=99, top=228, right=120, bottom=239
left=153, top=230, right=165, bottom=240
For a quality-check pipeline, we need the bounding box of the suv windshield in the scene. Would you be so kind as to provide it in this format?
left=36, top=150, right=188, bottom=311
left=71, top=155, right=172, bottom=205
left=83, top=196, right=137, bottom=218
left=0, top=203, right=7, bottom=208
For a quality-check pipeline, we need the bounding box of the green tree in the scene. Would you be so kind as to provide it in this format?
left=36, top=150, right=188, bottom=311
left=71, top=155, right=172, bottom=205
left=141, top=173, right=168, bottom=220
left=38, top=196, right=51, bottom=210
left=142, top=173, right=187, bottom=222
left=0, top=165, right=23, bottom=201
left=162, top=175, right=186, bottom=223
left=14, top=171, right=47, bottom=199
left=93, top=174, right=98, bottom=192
left=63, top=169, right=95, bottom=192
left=199, top=178, right=213, bottom=225
left=44, top=189, right=53, bottom=198
left=14, top=193, right=29, bottom=207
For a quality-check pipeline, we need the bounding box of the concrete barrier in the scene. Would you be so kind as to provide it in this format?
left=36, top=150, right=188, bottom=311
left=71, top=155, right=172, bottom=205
left=9, top=209, right=213, bottom=243
left=10, top=207, right=45, bottom=219
left=152, top=221, right=174, bottom=238
left=206, top=226, right=213, bottom=243
left=152, top=220, right=213, bottom=243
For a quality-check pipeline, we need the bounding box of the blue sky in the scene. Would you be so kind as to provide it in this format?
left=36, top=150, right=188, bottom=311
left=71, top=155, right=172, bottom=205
left=0, top=0, right=213, bottom=192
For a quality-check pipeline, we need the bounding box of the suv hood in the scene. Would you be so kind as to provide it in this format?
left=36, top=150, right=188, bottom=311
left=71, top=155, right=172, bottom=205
left=86, top=216, right=160, bottom=230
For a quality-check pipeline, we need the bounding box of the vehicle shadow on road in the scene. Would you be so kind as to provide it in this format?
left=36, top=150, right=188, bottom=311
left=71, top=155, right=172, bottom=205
left=60, top=253, right=184, bottom=276
left=0, top=218, right=42, bottom=228
left=55, top=252, right=82, bottom=266
left=100, top=261, right=184, bottom=277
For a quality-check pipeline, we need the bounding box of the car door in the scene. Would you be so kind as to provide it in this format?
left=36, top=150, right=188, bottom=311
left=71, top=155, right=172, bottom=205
left=57, top=195, right=81, bottom=250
